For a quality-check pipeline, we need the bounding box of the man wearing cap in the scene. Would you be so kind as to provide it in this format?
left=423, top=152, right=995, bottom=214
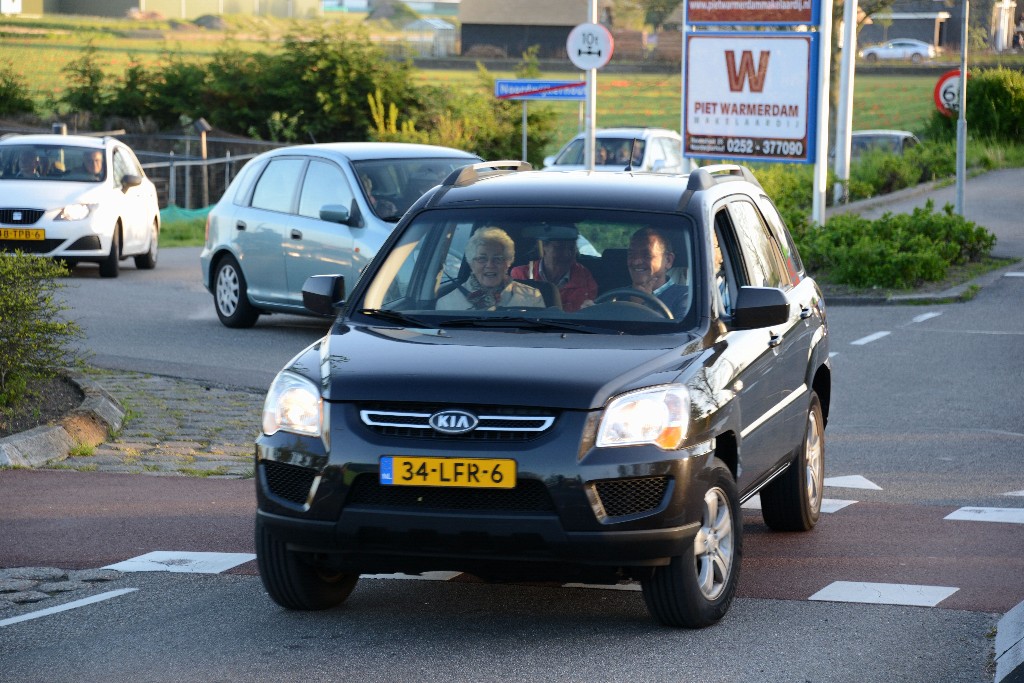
left=510, top=226, right=597, bottom=312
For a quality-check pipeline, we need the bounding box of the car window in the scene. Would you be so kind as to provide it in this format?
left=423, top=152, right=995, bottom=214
left=355, top=206, right=699, bottom=332
left=251, top=158, right=305, bottom=214
left=659, top=137, right=683, bottom=169
left=298, top=160, right=353, bottom=220
left=111, top=149, right=131, bottom=186
left=351, top=157, right=477, bottom=217
left=756, top=194, right=803, bottom=284
left=554, top=139, right=585, bottom=166
left=725, top=199, right=791, bottom=289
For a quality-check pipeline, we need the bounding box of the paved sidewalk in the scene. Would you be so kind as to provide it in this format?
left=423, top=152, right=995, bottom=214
left=51, top=370, right=262, bottom=479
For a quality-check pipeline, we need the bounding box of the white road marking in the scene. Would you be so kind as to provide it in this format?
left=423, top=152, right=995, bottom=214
left=363, top=572, right=462, bottom=581
left=1006, top=491, right=1024, bottom=497
left=742, top=498, right=856, bottom=513
left=0, top=589, right=137, bottom=628
left=825, top=475, right=883, bottom=490
left=562, top=582, right=642, bottom=591
left=1004, top=272, right=1024, bottom=277
left=104, top=551, right=256, bottom=574
left=945, top=507, right=1024, bottom=524
left=809, top=581, right=958, bottom=607
left=911, top=312, right=942, bottom=323
left=829, top=352, right=840, bottom=358
left=850, top=331, right=890, bottom=346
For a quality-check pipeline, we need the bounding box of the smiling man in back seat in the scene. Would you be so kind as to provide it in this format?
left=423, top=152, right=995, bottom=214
left=510, top=224, right=597, bottom=312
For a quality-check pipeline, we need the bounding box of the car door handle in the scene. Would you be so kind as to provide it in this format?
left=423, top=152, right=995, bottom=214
left=800, top=305, right=812, bottom=319
left=768, top=332, right=782, bottom=348
left=236, top=221, right=246, bottom=231
left=291, top=229, right=303, bottom=240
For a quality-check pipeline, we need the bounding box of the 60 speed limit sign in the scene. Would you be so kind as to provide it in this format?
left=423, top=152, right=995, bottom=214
left=934, top=69, right=966, bottom=117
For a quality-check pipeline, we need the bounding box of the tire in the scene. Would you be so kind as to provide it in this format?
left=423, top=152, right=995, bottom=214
left=759, top=392, right=825, bottom=532
left=865, top=53, right=878, bottom=63
left=911, top=53, right=923, bottom=64
left=255, top=517, right=358, bottom=611
left=641, top=457, right=741, bottom=628
left=213, top=255, right=260, bottom=328
left=134, top=220, right=158, bottom=270
left=98, top=226, right=120, bottom=278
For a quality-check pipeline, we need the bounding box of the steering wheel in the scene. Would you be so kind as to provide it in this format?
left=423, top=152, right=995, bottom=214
left=593, top=288, right=673, bottom=318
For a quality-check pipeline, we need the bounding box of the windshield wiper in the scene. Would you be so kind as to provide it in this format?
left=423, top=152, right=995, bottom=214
left=438, top=316, right=616, bottom=334
left=358, top=309, right=434, bottom=328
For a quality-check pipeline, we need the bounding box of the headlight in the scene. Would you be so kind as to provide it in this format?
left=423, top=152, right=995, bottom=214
left=56, top=203, right=96, bottom=221
left=262, top=371, right=323, bottom=437
left=596, top=385, right=690, bottom=450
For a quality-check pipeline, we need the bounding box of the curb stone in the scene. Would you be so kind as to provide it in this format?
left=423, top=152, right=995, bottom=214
left=0, top=375, right=125, bottom=469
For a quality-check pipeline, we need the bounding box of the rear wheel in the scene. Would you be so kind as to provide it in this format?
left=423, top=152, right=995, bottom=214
left=134, top=220, right=158, bottom=270
left=641, top=457, right=741, bottom=628
left=255, top=517, right=358, bottom=611
left=911, top=53, right=923, bottom=64
left=865, top=53, right=878, bottom=63
left=98, top=226, right=120, bottom=278
left=213, top=255, right=260, bottom=328
left=760, top=392, right=825, bottom=531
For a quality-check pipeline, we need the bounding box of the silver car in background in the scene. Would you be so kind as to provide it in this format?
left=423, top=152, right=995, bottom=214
left=199, top=142, right=481, bottom=328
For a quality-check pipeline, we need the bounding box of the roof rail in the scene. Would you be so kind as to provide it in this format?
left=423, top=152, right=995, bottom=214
left=696, top=163, right=762, bottom=189
left=442, top=160, right=532, bottom=188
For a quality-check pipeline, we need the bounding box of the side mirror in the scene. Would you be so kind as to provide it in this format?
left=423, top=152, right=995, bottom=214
left=121, top=174, right=142, bottom=190
left=543, top=155, right=555, bottom=168
left=731, top=286, right=789, bottom=329
left=319, top=204, right=352, bottom=226
left=302, top=274, right=346, bottom=316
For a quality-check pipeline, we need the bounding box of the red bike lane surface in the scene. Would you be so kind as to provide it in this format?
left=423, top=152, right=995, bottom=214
left=2, top=470, right=1022, bottom=614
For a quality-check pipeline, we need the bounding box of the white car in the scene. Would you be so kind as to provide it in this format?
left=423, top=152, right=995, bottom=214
left=859, top=38, right=936, bottom=63
left=542, top=127, right=685, bottom=173
left=0, top=134, right=160, bottom=277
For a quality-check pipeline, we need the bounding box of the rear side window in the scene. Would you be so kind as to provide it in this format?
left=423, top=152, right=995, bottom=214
left=298, top=160, right=353, bottom=219
left=251, top=158, right=305, bottom=214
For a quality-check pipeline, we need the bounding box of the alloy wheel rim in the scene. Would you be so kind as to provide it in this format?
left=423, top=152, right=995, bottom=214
left=693, top=486, right=733, bottom=600
left=804, top=410, right=823, bottom=513
left=216, top=266, right=239, bottom=316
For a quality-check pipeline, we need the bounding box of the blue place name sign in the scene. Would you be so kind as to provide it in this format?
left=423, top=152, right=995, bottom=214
left=494, top=80, right=586, bottom=101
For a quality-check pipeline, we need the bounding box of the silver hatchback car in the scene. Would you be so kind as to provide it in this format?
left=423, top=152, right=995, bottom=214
left=200, top=142, right=480, bottom=328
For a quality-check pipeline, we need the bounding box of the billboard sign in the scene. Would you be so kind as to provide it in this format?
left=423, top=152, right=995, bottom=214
left=684, top=32, right=819, bottom=164
left=687, top=0, right=819, bottom=26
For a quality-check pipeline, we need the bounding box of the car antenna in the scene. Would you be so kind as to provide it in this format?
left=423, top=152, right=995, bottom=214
left=625, top=138, right=639, bottom=172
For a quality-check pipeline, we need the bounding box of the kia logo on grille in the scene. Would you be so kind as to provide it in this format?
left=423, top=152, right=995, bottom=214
left=429, top=409, right=478, bottom=434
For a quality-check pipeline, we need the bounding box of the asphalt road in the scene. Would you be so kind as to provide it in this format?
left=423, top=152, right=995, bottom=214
left=2, top=172, right=1023, bottom=682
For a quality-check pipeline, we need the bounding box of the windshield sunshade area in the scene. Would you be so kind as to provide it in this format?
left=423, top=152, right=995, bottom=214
left=355, top=206, right=701, bottom=334
left=0, top=145, right=106, bottom=182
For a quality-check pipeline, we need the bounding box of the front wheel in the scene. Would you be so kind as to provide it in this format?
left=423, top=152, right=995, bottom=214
left=255, top=517, right=359, bottom=611
left=641, top=457, right=741, bottom=628
left=134, top=220, right=158, bottom=270
left=98, top=226, right=120, bottom=278
left=213, top=255, right=260, bottom=328
left=759, top=392, right=825, bottom=531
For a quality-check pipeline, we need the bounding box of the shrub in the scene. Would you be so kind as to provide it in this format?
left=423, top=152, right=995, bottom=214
left=923, top=67, right=1024, bottom=143
left=794, top=200, right=995, bottom=289
left=0, top=253, right=84, bottom=407
left=0, top=61, right=36, bottom=116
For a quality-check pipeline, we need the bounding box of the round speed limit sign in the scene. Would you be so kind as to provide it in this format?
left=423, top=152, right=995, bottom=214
left=934, top=69, right=963, bottom=117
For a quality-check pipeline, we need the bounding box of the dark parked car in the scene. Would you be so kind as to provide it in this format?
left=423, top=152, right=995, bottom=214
left=254, top=162, right=831, bottom=628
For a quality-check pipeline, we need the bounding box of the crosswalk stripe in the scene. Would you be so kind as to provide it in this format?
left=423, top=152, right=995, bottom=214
left=945, top=507, right=1024, bottom=524
left=809, top=581, right=958, bottom=607
left=104, top=551, right=256, bottom=574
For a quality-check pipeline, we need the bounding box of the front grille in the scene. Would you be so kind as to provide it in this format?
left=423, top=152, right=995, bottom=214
left=593, top=477, right=670, bottom=518
left=360, top=403, right=555, bottom=441
left=0, top=239, right=63, bottom=254
left=346, top=474, right=555, bottom=512
left=0, top=208, right=44, bottom=225
left=262, top=460, right=317, bottom=505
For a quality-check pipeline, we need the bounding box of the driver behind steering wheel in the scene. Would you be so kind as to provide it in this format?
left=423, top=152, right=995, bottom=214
left=619, top=227, right=688, bottom=318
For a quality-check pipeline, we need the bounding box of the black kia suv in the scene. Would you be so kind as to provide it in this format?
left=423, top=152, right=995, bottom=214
left=254, top=161, right=831, bottom=628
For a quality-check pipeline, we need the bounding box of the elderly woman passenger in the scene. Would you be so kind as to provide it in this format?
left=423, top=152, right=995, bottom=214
left=437, top=227, right=544, bottom=310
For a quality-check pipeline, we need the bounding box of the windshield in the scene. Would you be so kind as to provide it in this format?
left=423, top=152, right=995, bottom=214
left=0, top=144, right=106, bottom=182
left=554, top=138, right=646, bottom=167
left=351, top=157, right=476, bottom=221
left=353, top=206, right=700, bottom=334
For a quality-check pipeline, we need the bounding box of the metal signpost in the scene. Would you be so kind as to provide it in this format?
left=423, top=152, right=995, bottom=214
left=565, top=15, right=614, bottom=171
